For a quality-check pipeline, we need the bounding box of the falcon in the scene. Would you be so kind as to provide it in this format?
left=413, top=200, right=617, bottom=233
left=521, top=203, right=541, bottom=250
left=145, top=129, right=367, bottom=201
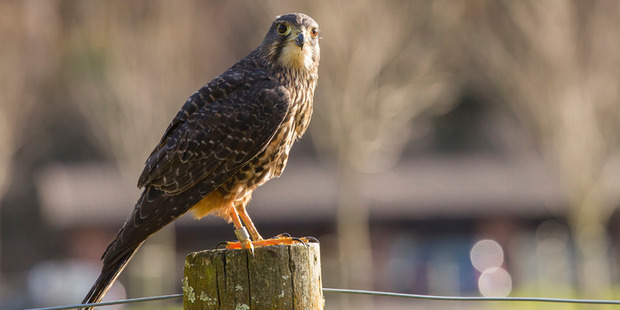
left=81, top=13, right=320, bottom=308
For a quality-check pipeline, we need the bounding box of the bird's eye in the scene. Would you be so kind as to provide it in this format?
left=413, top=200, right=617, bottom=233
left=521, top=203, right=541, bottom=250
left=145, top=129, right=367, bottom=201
left=310, top=28, right=319, bottom=38
left=276, top=23, right=290, bottom=36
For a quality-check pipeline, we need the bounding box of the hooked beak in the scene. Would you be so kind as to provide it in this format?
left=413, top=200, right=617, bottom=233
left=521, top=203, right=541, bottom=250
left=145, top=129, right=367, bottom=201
left=294, top=32, right=305, bottom=48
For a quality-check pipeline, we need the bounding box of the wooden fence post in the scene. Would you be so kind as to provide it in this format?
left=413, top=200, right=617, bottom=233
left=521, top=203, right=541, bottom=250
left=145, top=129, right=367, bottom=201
left=183, top=243, right=323, bottom=310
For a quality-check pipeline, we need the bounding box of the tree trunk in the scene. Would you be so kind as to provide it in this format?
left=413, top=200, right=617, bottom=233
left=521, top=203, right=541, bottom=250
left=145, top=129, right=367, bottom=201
left=337, top=159, right=373, bottom=310
left=568, top=194, right=613, bottom=299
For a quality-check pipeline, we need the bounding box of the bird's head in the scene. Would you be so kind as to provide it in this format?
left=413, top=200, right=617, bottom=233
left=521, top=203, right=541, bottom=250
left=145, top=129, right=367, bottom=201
left=261, top=13, right=320, bottom=72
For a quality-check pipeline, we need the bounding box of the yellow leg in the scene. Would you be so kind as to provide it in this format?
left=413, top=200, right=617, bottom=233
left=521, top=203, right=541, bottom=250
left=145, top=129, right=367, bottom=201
left=226, top=197, right=311, bottom=251
left=228, top=205, right=254, bottom=254
left=236, top=203, right=263, bottom=241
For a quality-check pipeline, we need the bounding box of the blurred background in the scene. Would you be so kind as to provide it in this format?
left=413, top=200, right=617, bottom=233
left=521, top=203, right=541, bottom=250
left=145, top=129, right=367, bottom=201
left=1, top=1, right=620, bottom=309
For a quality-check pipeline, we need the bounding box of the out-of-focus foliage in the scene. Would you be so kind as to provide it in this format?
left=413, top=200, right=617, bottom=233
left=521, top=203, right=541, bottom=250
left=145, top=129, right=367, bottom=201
left=0, top=1, right=49, bottom=196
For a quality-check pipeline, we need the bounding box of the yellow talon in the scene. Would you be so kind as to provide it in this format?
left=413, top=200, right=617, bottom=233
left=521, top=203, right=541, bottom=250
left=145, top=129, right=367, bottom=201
left=226, top=236, right=310, bottom=250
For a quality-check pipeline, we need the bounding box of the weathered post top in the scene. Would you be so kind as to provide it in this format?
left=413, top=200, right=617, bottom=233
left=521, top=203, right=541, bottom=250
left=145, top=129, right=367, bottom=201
left=183, top=243, right=323, bottom=310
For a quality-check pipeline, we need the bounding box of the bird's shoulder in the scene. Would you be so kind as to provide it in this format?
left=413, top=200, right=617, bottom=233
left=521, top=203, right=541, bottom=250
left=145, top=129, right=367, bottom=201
left=136, top=53, right=291, bottom=191
left=171, top=55, right=270, bottom=129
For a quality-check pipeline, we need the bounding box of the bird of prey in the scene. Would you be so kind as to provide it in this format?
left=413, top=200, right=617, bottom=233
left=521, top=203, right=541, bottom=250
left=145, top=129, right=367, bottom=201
left=81, top=13, right=320, bottom=308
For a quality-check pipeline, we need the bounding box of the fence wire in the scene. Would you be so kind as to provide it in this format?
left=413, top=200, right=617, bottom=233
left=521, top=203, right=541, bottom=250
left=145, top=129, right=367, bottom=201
left=25, top=294, right=183, bottom=310
left=25, top=288, right=620, bottom=310
left=323, top=288, right=620, bottom=305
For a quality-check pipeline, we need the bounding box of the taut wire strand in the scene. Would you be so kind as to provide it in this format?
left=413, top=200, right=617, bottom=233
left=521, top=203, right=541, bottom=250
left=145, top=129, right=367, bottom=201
left=323, top=288, right=620, bottom=305
left=25, top=288, right=620, bottom=309
left=25, top=294, right=184, bottom=310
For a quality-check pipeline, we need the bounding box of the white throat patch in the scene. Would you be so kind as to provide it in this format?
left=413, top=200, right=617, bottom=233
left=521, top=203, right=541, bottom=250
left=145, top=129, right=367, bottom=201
left=278, top=42, right=314, bottom=71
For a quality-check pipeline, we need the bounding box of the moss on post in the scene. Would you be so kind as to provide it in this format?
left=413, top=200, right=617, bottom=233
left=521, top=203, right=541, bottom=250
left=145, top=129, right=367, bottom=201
left=183, top=243, right=323, bottom=310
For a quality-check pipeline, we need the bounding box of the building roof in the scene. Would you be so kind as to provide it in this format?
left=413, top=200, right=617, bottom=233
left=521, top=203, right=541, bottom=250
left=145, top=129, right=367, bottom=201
left=36, top=155, right=620, bottom=227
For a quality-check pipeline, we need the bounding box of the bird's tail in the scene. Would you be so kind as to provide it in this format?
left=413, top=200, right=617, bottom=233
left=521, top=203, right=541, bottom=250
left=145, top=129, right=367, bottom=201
left=79, top=185, right=211, bottom=309
left=79, top=243, right=142, bottom=310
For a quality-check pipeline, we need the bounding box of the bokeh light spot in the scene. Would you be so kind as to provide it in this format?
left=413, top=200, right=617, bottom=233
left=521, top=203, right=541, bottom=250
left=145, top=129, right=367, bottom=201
left=478, top=267, right=512, bottom=297
left=470, top=239, right=504, bottom=272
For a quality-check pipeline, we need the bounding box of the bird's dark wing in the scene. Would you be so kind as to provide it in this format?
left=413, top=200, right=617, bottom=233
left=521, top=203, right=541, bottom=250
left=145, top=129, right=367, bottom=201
left=138, top=69, right=291, bottom=195
left=138, top=69, right=247, bottom=183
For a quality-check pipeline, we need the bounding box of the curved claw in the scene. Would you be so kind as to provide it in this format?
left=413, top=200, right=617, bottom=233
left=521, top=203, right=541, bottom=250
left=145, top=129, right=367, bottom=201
left=291, top=237, right=308, bottom=247
left=216, top=241, right=229, bottom=249
left=240, top=239, right=255, bottom=256
left=276, top=233, right=292, bottom=238
left=305, top=236, right=320, bottom=243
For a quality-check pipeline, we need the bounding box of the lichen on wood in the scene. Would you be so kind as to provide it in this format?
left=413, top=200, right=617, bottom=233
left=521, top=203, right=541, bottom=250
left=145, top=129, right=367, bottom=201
left=183, top=243, right=322, bottom=310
